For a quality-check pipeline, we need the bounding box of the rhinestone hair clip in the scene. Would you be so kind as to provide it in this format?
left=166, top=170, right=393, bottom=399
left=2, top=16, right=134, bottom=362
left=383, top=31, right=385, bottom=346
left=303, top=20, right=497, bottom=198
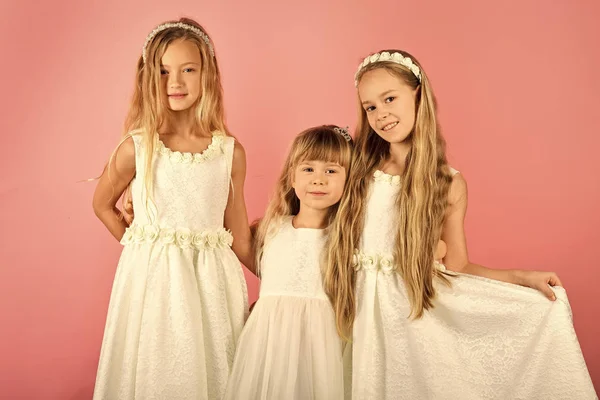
left=354, top=51, right=422, bottom=86
left=334, top=126, right=352, bottom=142
left=142, top=22, right=215, bottom=63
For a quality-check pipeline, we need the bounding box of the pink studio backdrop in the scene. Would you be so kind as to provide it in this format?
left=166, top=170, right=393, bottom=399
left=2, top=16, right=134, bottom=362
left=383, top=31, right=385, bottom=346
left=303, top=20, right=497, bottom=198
left=1, top=0, right=598, bottom=398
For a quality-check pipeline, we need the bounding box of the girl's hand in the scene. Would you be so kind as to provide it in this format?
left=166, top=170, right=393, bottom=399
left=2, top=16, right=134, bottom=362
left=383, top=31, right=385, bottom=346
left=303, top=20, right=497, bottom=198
left=121, top=185, right=134, bottom=225
left=434, top=240, right=447, bottom=261
left=515, top=270, right=563, bottom=301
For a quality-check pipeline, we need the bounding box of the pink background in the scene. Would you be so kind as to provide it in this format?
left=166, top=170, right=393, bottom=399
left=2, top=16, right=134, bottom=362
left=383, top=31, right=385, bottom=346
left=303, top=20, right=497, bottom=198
left=1, top=0, right=599, bottom=398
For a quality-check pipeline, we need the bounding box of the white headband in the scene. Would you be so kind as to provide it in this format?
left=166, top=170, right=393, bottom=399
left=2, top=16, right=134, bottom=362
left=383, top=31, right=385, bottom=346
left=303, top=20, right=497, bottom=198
left=354, top=51, right=422, bottom=86
left=142, top=22, right=215, bottom=63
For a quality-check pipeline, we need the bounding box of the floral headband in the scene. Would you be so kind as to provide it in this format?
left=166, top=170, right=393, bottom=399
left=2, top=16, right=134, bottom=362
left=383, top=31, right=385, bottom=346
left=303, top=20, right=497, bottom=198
left=354, top=51, right=422, bottom=86
left=142, top=22, right=214, bottom=63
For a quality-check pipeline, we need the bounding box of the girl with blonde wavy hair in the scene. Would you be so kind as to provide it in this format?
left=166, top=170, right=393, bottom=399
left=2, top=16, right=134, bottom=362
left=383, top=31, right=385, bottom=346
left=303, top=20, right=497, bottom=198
left=91, top=18, right=251, bottom=400
left=326, top=50, right=596, bottom=399
left=225, top=125, right=352, bottom=400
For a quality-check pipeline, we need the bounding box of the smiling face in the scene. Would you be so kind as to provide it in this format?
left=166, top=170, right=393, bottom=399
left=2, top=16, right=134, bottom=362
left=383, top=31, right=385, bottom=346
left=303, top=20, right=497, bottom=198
left=160, top=39, right=203, bottom=111
left=358, top=67, right=418, bottom=145
left=292, top=159, right=347, bottom=213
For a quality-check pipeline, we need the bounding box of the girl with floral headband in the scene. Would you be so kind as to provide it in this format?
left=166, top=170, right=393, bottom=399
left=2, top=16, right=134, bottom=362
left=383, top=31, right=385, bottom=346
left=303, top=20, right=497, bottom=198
left=224, top=125, right=352, bottom=400
left=326, top=50, right=596, bottom=399
left=91, top=18, right=251, bottom=400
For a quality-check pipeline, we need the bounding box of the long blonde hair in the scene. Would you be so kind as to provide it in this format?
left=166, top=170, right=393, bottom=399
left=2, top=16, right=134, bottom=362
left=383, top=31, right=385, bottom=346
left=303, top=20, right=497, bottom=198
left=253, top=125, right=354, bottom=275
left=110, top=18, right=229, bottom=215
left=326, top=49, right=454, bottom=339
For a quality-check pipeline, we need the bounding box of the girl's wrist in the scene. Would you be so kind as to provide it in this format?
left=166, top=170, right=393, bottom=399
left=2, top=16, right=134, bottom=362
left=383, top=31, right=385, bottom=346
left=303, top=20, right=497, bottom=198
left=510, top=269, right=524, bottom=286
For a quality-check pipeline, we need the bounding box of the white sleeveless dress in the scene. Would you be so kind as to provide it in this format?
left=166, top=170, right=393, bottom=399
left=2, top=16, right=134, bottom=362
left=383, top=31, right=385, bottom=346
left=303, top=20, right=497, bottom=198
left=350, top=169, right=597, bottom=400
left=93, top=133, right=248, bottom=400
left=224, top=217, right=344, bottom=400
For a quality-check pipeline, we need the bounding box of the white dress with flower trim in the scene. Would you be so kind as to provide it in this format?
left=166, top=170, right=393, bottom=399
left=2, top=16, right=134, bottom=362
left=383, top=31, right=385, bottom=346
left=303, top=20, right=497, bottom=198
left=224, top=217, right=344, bottom=400
left=93, top=133, right=248, bottom=400
left=350, top=169, right=597, bottom=400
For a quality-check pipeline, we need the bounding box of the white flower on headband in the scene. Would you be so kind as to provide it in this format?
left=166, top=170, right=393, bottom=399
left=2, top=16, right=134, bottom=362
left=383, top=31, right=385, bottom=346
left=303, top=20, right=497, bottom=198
left=380, top=52, right=391, bottom=60
left=334, top=126, right=352, bottom=142
left=142, top=22, right=215, bottom=63
left=354, top=51, right=422, bottom=86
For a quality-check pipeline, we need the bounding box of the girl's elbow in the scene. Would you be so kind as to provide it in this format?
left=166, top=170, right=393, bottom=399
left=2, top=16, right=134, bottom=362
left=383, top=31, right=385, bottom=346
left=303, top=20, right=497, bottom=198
left=444, top=259, right=469, bottom=273
left=92, top=200, right=102, bottom=218
left=92, top=198, right=112, bottom=221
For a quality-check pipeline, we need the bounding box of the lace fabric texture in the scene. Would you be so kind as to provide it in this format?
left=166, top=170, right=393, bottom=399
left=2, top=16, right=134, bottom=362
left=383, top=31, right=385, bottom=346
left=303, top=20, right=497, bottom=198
left=93, top=133, right=248, bottom=400
left=350, top=170, right=597, bottom=400
left=225, top=218, right=344, bottom=400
